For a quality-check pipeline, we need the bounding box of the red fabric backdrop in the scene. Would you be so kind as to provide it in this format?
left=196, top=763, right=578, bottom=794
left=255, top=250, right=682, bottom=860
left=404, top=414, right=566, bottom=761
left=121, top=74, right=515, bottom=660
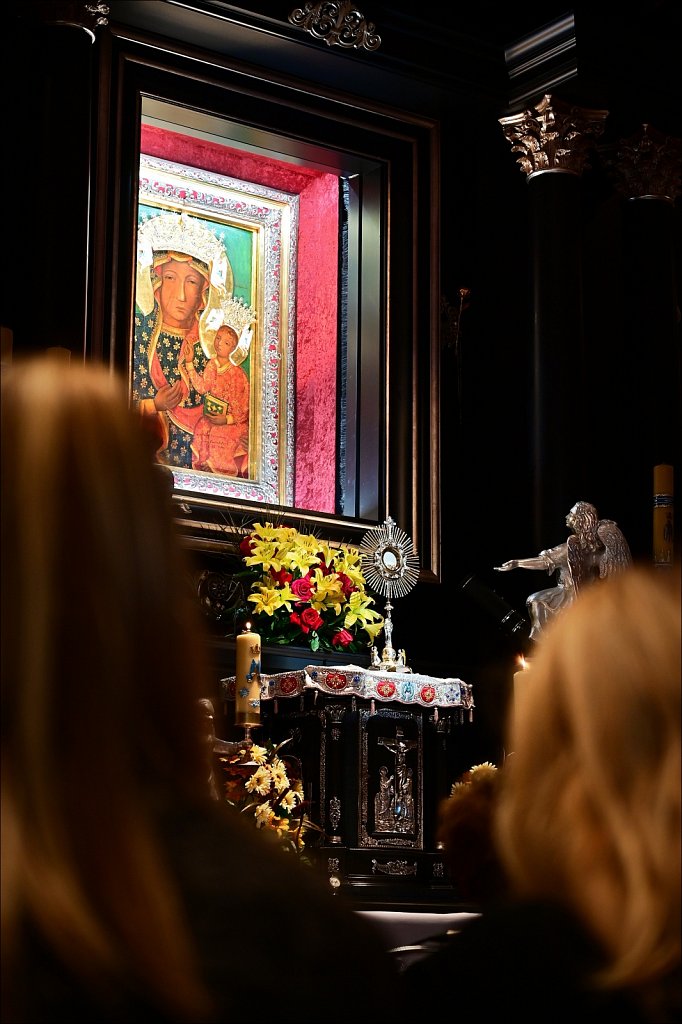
left=140, top=124, right=339, bottom=512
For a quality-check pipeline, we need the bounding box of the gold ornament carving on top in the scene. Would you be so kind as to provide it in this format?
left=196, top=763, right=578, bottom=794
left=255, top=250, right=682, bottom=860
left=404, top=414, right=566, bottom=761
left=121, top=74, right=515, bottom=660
left=288, top=2, right=381, bottom=51
left=499, top=93, right=608, bottom=178
left=84, top=3, right=109, bottom=28
left=19, top=2, right=109, bottom=37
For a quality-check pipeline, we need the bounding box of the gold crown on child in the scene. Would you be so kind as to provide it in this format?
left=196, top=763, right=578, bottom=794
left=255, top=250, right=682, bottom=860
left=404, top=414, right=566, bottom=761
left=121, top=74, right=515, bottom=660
left=219, top=296, right=257, bottom=336
left=138, top=211, right=226, bottom=268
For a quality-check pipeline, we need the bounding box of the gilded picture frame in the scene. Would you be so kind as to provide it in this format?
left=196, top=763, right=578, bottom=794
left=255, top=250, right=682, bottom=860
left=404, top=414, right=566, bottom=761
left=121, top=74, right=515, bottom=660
left=131, top=154, right=297, bottom=506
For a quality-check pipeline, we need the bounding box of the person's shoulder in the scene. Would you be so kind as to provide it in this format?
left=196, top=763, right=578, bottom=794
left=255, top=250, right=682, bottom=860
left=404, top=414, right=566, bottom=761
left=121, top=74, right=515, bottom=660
left=401, top=901, right=645, bottom=1023
left=159, top=798, right=320, bottom=890
left=157, top=799, right=405, bottom=1019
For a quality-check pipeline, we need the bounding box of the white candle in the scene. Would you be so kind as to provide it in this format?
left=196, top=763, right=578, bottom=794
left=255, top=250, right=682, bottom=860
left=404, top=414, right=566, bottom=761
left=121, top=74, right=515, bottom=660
left=512, top=654, right=531, bottom=728
left=235, top=624, right=261, bottom=726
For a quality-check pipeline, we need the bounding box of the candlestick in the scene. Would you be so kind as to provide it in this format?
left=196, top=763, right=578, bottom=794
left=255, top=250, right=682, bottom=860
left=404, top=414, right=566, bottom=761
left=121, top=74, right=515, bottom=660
left=235, top=624, right=261, bottom=728
left=653, top=464, right=674, bottom=568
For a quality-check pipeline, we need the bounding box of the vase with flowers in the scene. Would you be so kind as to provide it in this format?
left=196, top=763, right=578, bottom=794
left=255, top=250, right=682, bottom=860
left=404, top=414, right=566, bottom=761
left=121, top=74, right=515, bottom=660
left=217, top=736, right=324, bottom=858
left=233, top=521, right=384, bottom=655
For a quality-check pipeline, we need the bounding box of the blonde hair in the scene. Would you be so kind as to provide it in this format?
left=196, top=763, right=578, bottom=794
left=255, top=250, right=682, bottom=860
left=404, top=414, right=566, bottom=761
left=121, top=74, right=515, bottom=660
left=1, top=357, right=214, bottom=1019
left=497, top=566, right=681, bottom=1006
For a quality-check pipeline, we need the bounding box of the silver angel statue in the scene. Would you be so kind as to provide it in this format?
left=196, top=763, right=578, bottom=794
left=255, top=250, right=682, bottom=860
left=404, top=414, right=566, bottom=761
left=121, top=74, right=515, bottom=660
left=495, top=501, right=632, bottom=640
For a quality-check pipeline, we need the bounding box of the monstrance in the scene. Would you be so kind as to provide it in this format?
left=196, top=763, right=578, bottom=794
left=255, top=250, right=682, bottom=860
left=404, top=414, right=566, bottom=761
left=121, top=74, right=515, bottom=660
left=360, top=516, right=420, bottom=672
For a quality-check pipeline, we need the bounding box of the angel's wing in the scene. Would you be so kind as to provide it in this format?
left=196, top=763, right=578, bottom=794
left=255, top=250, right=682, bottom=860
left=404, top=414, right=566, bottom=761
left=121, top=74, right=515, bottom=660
left=597, top=519, right=633, bottom=578
left=566, top=533, right=592, bottom=592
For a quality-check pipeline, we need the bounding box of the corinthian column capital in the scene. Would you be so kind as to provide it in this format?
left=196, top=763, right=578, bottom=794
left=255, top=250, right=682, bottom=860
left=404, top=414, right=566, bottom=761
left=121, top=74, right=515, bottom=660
left=606, top=124, right=682, bottom=203
left=499, top=93, right=609, bottom=180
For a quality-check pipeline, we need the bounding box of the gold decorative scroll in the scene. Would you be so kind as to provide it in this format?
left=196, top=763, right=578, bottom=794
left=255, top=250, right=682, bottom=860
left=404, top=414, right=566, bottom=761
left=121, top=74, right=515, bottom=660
left=288, top=2, right=381, bottom=51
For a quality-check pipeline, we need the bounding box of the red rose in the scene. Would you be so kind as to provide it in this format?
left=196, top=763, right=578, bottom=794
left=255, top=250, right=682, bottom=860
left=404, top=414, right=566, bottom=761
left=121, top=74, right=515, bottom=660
left=239, top=535, right=255, bottom=557
left=291, top=575, right=314, bottom=602
left=332, top=628, right=354, bottom=647
left=300, top=607, right=324, bottom=631
left=336, top=573, right=356, bottom=598
left=289, top=611, right=309, bottom=634
left=270, top=567, right=293, bottom=587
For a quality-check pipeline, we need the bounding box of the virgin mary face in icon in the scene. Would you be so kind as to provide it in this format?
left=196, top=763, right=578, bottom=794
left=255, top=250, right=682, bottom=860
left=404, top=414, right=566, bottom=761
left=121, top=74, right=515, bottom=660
left=156, top=256, right=209, bottom=329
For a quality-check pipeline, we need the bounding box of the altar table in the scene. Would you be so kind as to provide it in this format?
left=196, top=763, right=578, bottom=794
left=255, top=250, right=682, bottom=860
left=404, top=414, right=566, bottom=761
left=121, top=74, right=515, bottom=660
left=220, top=664, right=477, bottom=906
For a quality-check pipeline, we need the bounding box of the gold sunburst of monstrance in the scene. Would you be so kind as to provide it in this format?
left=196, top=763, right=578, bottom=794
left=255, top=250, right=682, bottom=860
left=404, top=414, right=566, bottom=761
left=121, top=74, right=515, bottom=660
left=360, top=516, right=420, bottom=672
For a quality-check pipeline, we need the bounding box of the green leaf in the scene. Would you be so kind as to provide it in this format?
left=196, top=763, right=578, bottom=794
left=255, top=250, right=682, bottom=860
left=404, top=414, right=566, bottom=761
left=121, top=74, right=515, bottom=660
left=310, top=634, right=320, bottom=652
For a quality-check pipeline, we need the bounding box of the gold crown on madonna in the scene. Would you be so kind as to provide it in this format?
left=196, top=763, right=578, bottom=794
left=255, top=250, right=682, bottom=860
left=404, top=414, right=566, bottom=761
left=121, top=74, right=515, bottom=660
left=220, top=296, right=257, bottom=336
left=138, top=211, right=225, bottom=267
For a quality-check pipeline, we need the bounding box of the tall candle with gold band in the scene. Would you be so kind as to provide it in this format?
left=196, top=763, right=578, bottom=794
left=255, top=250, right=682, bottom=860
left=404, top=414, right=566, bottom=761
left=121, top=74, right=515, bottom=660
left=235, top=625, right=261, bottom=726
left=653, top=464, right=674, bottom=568
left=512, top=655, right=531, bottom=733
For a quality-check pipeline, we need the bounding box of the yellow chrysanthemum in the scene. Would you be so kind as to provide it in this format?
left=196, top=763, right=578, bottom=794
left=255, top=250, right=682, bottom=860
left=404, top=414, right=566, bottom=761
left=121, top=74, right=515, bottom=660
left=278, top=789, right=300, bottom=811
left=290, top=778, right=304, bottom=799
left=269, top=758, right=290, bottom=793
left=450, top=762, right=498, bottom=796
left=245, top=766, right=272, bottom=796
left=249, top=744, right=268, bottom=765
left=254, top=801, right=275, bottom=828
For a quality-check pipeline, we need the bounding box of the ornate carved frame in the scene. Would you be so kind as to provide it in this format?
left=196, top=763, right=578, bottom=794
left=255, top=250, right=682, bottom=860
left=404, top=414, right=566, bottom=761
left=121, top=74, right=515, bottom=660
left=134, top=155, right=297, bottom=506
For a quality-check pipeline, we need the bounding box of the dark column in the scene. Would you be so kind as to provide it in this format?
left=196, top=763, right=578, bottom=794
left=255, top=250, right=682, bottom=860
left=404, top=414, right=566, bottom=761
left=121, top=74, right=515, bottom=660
left=499, top=95, right=608, bottom=549
left=528, top=168, right=584, bottom=543
left=610, top=125, right=681, bottom=565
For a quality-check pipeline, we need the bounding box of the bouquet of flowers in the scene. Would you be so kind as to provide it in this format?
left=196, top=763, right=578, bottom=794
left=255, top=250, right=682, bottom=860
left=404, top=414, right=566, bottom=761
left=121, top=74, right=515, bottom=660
left=218, top=737, right=323, bottom=856
left=235, top=521, right=384, bottom=654
left=438, top=762, right=505, bottom=906
left=449, top=761, right=498, bottom=796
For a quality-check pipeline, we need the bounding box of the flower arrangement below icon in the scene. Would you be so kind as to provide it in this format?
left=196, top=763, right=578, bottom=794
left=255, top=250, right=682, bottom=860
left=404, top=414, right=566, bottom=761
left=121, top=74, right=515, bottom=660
left=235, top=521, right=384, bottom=654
